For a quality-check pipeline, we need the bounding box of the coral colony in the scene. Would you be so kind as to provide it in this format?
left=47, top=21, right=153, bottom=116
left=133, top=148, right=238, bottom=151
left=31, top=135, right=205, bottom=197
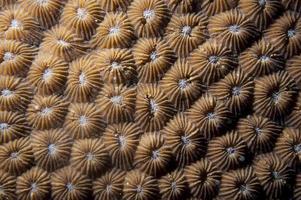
left=0, top=0, right=301, bottom=199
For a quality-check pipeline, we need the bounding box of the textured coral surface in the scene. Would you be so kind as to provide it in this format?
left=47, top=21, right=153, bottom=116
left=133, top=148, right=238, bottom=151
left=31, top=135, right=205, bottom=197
left=0, top=0, right=301, bottom=199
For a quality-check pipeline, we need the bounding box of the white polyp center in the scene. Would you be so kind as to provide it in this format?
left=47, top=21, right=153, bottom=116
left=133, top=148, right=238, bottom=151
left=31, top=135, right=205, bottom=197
left=136, top=185, right=143, bottom=194
left=1, top=89, right=12, bottom=97
left=0, top=123, right=9, bottom=131
left=294, top=144, right=301, bottom=153
left=152, top=150, right=159, bottom=159
left=79, top=72, right=86, bottom=85
left=3, top=52, right=15, bottom=61
left=79, top=115, right=88, bottom=126
left=272, top=171, right=281, bottom=180
left=150, top=51, right=157, bottom=61
left=207, top=112, right=216, bottom=120
left=232, top=86, right=241, bottom=96
left=111, top=61, right=121, bottom=69
left=229, top=25, right=240, bottom=33
left=10, top=152, right=18, bottom=159
left=41, top=107, right=52, bottom=115
left=255, top=127, right=262, bottom=135
left=178, top=79, right=188, bottom=90
left=86, top=152, right=94, bottom=161
left=181, top=135, right=191, bottom=145
left=48, top=144, right=56, bottom=155
left=143, top=9, right=155, bottom=20
left=77, top=8, right=88, bottom=20
left=272, top=92, right=280, bottom=104
left=118, top=135, right=126, bottom=148
left=42, top=68, right=52, bottom=81
left=66, top=183, right=74, bottom=191
left=31, top=183, right=38, bottom=193
left=288, top=29, right=296, bottom=38
left=226, top=147, right=236, bottom=155
left=106, top=184, right=112, bottom=193
left=149, top=99, right=158, bottom=114
left=258, top=0, right=266, bottom=6
left=57, top=39, right=69, bottom=46
left=110, top=95, right=123, bottom=105
left=209, top=55, right=219, bottom=64
left=10, top=19, right=21, bottom=28
left=171, top=182, right=177, bottom=191
left=109, top=26, right=120, bottom=35
left=182, top=25, right=192, bottom=36
left=239, top=184, right=248, bottom=193
left=259, top=55, right=270, bottom=62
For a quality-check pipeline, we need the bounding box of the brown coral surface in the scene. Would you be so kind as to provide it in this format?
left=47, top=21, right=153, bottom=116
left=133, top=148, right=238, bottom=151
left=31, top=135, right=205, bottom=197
left=1, top=1, right=301, bottom=199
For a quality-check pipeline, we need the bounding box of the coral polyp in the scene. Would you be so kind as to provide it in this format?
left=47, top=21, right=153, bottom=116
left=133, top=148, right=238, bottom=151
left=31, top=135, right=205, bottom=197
left=90, top=12, right=134, bottom=49
left=219, top=167, right=261, bottom=200
left=0, top=76, right=32, bottom=112
left=132, top=37, right=175, bottom=83
left=186, top=94, right=231, bottom=139
left=162, top=113, right=206, bottom=167
left=28, top=53, right=68, bottom=96
left=127, top=0, right=170, bottom=37
left=274, top=128, right=301, bottom=168
left=160, top=59, right=201, bottom=110
left=16, top=167, right=51, bottom=200
left=19, top=0, right=65, bottom=29
left=26, top=94, right=69, bottom=130
left=0, top=40, right=37, bottom=77
left=253, top=71, right=298, bottom=121
left=64, top=103, right=105, bottom=139
left=253, top=153, right=294, bottom=199
left=188, top=40, right=237, bottom=85
left=60, top=0, right=104, bottom=40
left=0, top=6, right=42, bottom=44
left=264, top=11, right=301, bottom=58
left=0, top=137, right=33, bottom=176
left=238, top=0, right=283, bottom=31
left=70, top=138, right=110, bottom=178
left=209, top=69, right=254, bottom=115
left=134, top=132, right=172, bottom=177
left=208, top=9, right=259, bottom=53
left=239, top=39, right=285, bottom=77
left=207, top=131, right=248, bottom=171
left=40, top=25, right=87, bottom=62
left=93, top=48, right=137, bottom=85
left=102, top=122, right=141, bottom=170
left=65, top=56, right=102, bottom=103
left=158, top=170, right=187, bottom=200
left=184, top=158, right=221, bottom=199
left=123, top=170, right=159, bottom=200
left=135, top=84, right=175, bottom=132
left=96, top=84, right=136, bottom=124
left=0, top=169, right=16, bottom=200
left=0, top=111, right=31, bottom=144
left=31, top=129, right=73, bottom=172
left=165, top=13, right=208, bottom=57
left=51, top=166, right=92, bottom=200
left=237, top=114, right=282, bottom=154
left=92, top=169, right=126, bottom=200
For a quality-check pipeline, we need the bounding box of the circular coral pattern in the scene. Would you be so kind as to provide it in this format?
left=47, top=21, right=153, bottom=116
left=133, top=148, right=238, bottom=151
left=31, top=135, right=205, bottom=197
left=0, top=1, right=301, bottom=199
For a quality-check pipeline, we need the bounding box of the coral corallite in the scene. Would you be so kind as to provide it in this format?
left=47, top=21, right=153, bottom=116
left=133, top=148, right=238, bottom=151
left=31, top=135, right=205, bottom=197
left=103, top=122, right=141, bottom=170
left=16, top=167, right=51, bottom=200
left=51, top=166, right=92, bottom=200
left=30, top=129, right=73, bottom=172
